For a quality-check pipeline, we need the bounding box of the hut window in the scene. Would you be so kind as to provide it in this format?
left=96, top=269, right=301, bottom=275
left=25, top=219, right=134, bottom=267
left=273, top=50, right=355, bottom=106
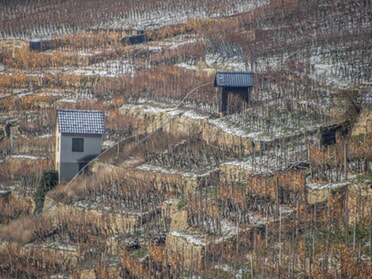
left=72, top=138, right=84, bottom=152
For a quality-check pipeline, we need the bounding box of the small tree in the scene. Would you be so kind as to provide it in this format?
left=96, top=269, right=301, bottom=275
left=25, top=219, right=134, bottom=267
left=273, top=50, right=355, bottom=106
left=34, top=170, right=58, bottom=215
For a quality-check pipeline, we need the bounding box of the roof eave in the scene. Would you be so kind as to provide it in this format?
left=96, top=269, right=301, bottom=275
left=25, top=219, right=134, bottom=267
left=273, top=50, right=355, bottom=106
left=59, top=132, right=105, bottom=136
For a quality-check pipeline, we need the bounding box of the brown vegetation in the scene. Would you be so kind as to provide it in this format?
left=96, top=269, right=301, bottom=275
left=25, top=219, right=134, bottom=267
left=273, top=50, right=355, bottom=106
left=0, top=0, right=371, bottom=278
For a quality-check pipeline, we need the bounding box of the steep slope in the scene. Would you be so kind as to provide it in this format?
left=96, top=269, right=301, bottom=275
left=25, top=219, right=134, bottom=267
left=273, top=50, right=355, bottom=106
left=0, top=0, right=371, bottom=278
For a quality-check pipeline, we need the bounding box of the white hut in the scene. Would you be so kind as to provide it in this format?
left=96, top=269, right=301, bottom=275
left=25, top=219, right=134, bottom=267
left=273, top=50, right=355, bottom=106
left=55, top=110, right=105, bottom=182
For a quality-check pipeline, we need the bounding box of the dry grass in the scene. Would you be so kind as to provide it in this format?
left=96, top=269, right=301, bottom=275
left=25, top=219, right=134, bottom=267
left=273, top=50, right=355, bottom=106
left=0, top=210, right=54, bottom=244
left=0, top=216, right=36, bottom=243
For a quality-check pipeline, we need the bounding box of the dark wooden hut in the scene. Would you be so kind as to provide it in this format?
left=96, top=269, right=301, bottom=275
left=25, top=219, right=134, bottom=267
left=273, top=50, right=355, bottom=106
left=214, top=71, right=253, bottom=114
left=29, top=39, right=55, bottom=51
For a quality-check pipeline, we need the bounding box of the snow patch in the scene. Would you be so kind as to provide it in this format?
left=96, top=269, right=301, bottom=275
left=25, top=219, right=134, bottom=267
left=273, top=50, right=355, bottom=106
left=102, top=140, right=116, bottom=149
left=9, top=155, right=43, bottom=160
left=176, top=63, right=197, bottom=70
left=164, top=198, right=179, bottom=204
left=183, top=110, right=208, bottom=120
left=310, top=55, right=349, bottom=88
left=68, top=59, right=135, bottom=77
left=44, top=242, right=76, bottom=252
left=169, top=231, right=205, bottom=246
left=306, top=180, right=351, bottom=190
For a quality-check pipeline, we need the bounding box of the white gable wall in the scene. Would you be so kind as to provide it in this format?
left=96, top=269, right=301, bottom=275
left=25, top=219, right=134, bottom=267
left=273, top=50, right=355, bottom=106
left=56, top=133, right=102, bottom=182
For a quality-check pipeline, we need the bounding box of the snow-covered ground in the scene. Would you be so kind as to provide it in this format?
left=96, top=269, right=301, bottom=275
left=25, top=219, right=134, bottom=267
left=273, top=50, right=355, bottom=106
left=310, top=54, right=350, bottom=88
left=0, top=0, right=269, bottom=40
left=306, top=176, right=356, bottom=191
left=169, top=231, right=205, bottom=246
left=104, top=1, right=269, bottom=31
left=67, top=58, right=135, bottom=77
left=136, top=163, right=218, bottom=176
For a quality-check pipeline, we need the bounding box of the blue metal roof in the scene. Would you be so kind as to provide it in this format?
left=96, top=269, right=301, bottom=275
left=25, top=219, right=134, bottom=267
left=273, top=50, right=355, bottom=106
left=214, top=71, right=253, bottom=88
left=57, top=110, right=105, bottom=135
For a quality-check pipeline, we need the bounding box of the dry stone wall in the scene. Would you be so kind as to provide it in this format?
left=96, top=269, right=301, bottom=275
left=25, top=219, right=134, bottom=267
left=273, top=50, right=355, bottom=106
left=132, top=166, right=219, bottom=195
left=166, top=231, right=205, bottom=272
left=120, top=104, right=261, bottom=157
left=347, top=182, right=372, bottom=225
left=351, top=108, right=372, bottom=136
left=43, top=196, right=141, bottom=235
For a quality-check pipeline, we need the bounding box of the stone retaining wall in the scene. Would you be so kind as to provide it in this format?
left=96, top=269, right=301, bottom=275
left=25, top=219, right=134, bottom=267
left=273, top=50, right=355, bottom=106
left=43, top=196, right=141, bottom=235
